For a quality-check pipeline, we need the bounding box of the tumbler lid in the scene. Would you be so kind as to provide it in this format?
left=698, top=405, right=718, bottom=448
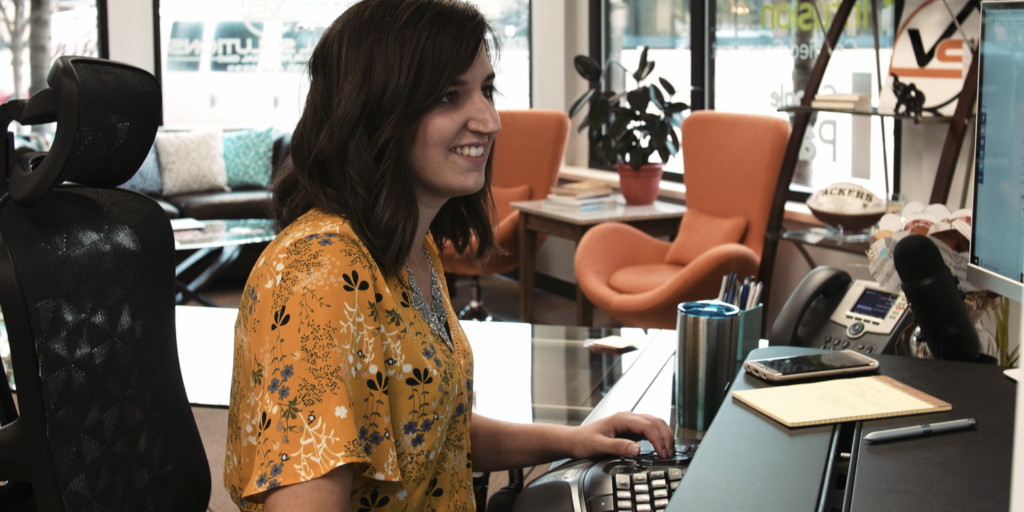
left=677, top=300, right=740, bottom=318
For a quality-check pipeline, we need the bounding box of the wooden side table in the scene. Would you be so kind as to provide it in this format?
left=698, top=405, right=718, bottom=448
left=511, top=199, right=686, bottom=326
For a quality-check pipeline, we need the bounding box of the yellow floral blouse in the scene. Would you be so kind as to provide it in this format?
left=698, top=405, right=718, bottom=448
left=224, top=209, right=476, bottom=511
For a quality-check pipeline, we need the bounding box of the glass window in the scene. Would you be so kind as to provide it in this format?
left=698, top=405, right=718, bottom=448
left=158, top=0, right=530, bottom=129
left=1, top=0, right=99, bottom=136
left=606, top=0, right=691, bottom=176
left=715, top=0, right=896, bottom=197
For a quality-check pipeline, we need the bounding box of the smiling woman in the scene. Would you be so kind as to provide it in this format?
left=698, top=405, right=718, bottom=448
left=225, top=1, right=675, bottom=511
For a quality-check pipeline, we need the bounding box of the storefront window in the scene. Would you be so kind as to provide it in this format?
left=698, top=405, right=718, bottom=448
left=606, top=0, right=690, bottom=176
left=158, top=0, right=530, bottom=129
left=715, top=0, right=896, bottom=197
left=0, top=0, right=99, bottom=135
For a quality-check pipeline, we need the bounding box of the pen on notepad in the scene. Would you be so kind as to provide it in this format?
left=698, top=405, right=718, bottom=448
left=863, top=418, right=976, bottom=443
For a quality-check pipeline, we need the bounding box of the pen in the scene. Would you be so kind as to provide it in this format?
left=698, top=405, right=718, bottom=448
left=863, top=418, right=976, bottom=443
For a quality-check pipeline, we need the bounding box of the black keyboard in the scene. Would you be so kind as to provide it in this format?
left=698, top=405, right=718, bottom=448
left=511, top=440, right=700, bottom=512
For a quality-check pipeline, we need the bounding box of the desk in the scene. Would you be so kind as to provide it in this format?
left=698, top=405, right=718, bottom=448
left=174, top=306, right=675, bottom=426
left=510, top=199, right=686, bottom=326
left=661, top=347, right=1015, bottom=511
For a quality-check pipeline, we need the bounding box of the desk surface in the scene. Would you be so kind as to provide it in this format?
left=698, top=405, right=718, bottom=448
left=510, top=199, right=685, bottom=226
left=669, top=346, right=1016, bottom=512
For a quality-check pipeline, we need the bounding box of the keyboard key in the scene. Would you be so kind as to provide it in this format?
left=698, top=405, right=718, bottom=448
left=654, top=499, right=670, bottom=508
left=649, top=470, right=666, bottom=480
left=636, top=505, right=652, bottom=512
left=633, top=473, right=648, bottom=484
left=651, top=479, right=667, bottom=489
left=616, top=474, right=631, bottom=490
left=653, top=489, right=669, bottom=499
left=617, top=491, right=632, bottom=500
left=670, top=481, right=680, bottom=490
left=636, top=494, right=651, bottom=503
left=634, top=484, right=650, bottom=493
left=618, top=500, right=633, bottom=510
left=668, top=468, right=684, bottom=481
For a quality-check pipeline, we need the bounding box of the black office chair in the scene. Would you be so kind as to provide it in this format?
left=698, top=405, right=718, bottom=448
left=0, top=56, right=211, bottom=511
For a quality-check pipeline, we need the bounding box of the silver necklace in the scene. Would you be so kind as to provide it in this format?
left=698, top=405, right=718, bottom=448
left=406, top=246, right=453, bottom=352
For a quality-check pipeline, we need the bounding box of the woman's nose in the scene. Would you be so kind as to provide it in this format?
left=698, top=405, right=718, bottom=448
left=467, top=96, right=501, bottom=136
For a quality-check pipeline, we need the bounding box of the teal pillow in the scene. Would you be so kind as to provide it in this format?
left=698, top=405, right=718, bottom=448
left=223, top=128, right=273, bottom=189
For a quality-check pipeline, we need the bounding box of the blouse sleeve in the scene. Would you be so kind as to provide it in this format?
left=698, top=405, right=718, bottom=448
left=233, top=229, right=400, bottom=501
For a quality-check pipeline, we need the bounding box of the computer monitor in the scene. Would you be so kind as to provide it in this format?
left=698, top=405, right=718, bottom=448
left=967, top=4, right=1024, bottom=510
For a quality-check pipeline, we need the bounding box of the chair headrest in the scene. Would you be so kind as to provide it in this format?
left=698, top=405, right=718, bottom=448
left=0, top=56, right=161, bottom=206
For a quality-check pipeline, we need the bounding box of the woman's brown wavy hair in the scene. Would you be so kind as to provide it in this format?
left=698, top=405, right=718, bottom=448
left=272, top=0, right=500, bottom=278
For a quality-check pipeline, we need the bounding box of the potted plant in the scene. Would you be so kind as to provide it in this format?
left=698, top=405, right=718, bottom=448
left=568, top=47, right=690, bottom=205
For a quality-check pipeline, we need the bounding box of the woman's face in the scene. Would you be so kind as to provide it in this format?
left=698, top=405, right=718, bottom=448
left=406, top=45, right=501, bottom=208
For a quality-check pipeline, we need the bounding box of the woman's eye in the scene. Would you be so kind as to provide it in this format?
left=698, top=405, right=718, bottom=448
left=482, top=85, right=496, bottom=102
left=440, top=91, right=458, bottom=104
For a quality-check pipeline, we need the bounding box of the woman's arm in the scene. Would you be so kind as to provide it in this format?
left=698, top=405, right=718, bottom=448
left=264, top=463, right=357, bottom=512
left=470, top=412, right=675, bottom=473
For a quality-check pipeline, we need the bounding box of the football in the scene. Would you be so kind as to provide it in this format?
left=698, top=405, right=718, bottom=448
left=806, top=182, right=887, bottom=231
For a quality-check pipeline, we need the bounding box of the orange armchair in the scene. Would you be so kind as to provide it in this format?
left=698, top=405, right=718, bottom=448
left=441, top=109, right=569, bottom=289
left=574, top=111, right=791, bottom=329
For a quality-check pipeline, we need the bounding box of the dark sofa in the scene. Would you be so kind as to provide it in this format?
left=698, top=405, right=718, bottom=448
left=151, top=132, right=291, bottom=220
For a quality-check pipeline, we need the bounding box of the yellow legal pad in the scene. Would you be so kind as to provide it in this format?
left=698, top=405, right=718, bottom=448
left=731, top=375, right=951, bottom=428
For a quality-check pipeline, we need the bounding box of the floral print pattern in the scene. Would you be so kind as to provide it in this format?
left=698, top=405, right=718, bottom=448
left=225, top=209, right=475, bottom=511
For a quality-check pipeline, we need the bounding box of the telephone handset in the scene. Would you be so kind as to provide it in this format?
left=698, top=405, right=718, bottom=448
left=768, top=266, right=913, bottom=355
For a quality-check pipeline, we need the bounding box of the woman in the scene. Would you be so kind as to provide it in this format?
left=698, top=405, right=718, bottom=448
left=224, top=1, right=675, bottom=510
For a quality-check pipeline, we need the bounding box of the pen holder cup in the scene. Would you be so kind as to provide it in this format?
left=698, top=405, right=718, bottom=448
left=676, top=300, right=741, bottom=432
left=736, top=304, right=763, bottom=373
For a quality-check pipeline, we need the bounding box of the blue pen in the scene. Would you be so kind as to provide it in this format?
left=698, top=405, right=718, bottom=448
left=725, top=273, right=737, bottom=304
left=739, top=277, right=750, bottom=310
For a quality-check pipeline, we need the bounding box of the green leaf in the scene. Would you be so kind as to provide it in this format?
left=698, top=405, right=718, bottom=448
left=627, top=87, right=649, bottom=114
left=577, top=109, right=591, bottom=133
left=650, top=85, right=666, bottom=110
left=610, top=112, right=633, bottom=138
left=573, top=55, right=602, bottom=81
left=601, top=90, right=616, bottom=98
left=669, top=112, right=684, bottom=128
left=669, top=127, right=680, bottom=152
left=659, top=77, right=676, bottom=96
left=568, top=88, right=596, bottom=119
left=638, top=60, right=656, bottom=81
left=633, top=46, right=649, bottom=82
left=664, top=102, right=690, bottom=114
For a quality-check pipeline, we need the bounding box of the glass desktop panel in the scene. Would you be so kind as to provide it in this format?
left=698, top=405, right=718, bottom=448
left=970, top=3, right=1024, bottom=283
left=467, top=322, right=657, bottom=425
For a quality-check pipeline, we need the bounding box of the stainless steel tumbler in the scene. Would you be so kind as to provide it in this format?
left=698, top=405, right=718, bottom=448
left=676, top=300, right=741, bottom=432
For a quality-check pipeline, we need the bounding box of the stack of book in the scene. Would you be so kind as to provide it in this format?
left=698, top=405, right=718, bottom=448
left=543, top=180, right=617, bottom=212
left=810, top=93, right=871, bottom=111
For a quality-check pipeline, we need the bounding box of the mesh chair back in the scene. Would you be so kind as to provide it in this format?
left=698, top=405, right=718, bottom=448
left=0, top=187, right=211, bottom=511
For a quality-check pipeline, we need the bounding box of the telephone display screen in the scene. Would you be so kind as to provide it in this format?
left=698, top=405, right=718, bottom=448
left=755, top=352, right=875, bottom=376
left=851, top=289, right=897, bottom=319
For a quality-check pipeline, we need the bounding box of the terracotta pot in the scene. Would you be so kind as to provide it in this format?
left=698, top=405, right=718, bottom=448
left=616, top=163, right=663, bottom=205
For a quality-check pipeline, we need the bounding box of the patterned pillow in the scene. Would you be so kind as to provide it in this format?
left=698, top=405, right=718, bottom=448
left=155, top=128, right=229, bottom=196
left=223, top=127, right=273, bottom=189
left=121, top=144, right=162, bottom=196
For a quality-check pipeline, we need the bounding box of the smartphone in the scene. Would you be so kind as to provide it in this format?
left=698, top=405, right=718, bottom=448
left=743, top=350, right=880, bottom=383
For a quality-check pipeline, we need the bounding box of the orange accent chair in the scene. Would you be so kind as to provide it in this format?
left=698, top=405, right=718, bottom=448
left=574, top=111, right=791, bottom=329
left=440, top=109, right=570, bottom=283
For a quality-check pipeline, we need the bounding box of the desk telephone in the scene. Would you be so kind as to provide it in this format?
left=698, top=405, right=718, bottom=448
left=768, top=266, right=913, bottom=355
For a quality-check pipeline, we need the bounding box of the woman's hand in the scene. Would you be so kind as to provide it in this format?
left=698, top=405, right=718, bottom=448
left=569, top=412, right=675, bottom=460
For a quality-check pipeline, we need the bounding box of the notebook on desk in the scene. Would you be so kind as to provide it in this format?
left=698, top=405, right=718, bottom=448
left=731, top=375, right=951, bottom=428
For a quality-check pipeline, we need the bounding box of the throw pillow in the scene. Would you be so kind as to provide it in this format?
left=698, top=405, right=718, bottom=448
left=223, top=127, right=273, bottom=189
left=121, top=144, right=162, bottom=196
left=665, top=207, right=748, bottom=265
left=155, top=128, right=229, bottom=196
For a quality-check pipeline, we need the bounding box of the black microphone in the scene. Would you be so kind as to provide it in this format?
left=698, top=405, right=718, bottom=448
left=893, top=234, right=980, bottom=361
